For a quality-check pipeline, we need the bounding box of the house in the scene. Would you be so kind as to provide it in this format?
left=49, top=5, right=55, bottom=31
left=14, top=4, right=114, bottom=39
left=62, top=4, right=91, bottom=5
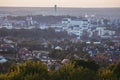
left=0, top=56, right=7, bottom=63
left=61, top=59, right=70, bottom=64
left=55, top=46, right=63, bottom=50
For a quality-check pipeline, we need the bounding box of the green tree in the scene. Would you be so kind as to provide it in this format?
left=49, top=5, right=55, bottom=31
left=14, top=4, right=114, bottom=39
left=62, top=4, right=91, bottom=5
left=52, top=63, right=96, bottom=80
left=0, top=61, right=49, bottom=80
left=97, top=69, right=117, bottom=80
left=112, top=61, right=120, bottom=78
left=73, top=60, right=100, bottom=72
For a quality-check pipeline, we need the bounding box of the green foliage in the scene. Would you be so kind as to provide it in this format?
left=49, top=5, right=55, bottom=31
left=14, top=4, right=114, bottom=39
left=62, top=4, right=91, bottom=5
left=0, top=62, right=13, bottom=74
left=97, top=69, right=117, bottom=80
left=1, top=60, right=120, bottom=80
left=52, top=63, right=96, bottom=80
left=112, top=61, right=120, bottom=78
left=0, top=61, right=49, bottom=80
left=73, top=60, right=100, bottom=72
left=97, top=61, right=120, bottom=80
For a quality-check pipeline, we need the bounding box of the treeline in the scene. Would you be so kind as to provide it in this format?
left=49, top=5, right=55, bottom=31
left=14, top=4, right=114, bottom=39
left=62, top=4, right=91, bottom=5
left=7, top=15, right=77, bottom=24
left=0, top=60, right=120, bottom=80
left=0, top=28, right=73, bottom=40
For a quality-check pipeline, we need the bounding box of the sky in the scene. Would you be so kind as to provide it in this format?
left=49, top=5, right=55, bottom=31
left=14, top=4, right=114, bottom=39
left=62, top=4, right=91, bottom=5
left=0, top=0, right=120, bottom=7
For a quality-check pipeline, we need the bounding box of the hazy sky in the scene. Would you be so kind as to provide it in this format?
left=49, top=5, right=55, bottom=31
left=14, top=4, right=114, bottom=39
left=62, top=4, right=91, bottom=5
left=0, top=0, right=120, bottom=7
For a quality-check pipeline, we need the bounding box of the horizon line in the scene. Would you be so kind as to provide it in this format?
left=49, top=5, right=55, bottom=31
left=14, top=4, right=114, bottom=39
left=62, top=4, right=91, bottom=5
left=0, top=6, right=120, bottom=8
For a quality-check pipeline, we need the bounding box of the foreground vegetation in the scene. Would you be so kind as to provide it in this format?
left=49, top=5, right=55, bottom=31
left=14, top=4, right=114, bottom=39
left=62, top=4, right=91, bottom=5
left=0, top=60, right=120, bottom=80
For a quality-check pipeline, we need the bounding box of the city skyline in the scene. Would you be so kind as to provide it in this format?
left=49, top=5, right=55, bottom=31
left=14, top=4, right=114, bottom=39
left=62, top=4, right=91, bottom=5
left=0, top=0, right=120, bottom=8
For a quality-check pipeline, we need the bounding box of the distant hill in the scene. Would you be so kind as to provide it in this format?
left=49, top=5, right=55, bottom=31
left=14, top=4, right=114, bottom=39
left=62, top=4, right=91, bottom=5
left=0, top=7, right=120, bottom=19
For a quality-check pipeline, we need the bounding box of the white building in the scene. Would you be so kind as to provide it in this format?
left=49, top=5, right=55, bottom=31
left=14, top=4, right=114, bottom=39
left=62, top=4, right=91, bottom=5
left=61, top=18, right=91, bottom=39
left=93, top=27, right=115, bottom=38
left=62, top=18, right=71, bottom=25
left=0, top=23, right=13, bottom=29
left=39, top=25, right=49, bottom=30
left=0, top=17, right=13, bottom=29
left=70, top=19, right=91, bottom=30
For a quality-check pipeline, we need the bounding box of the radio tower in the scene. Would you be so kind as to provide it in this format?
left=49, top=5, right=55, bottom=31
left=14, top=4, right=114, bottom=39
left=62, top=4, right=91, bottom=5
left=54, top=4, right=57, bottom=16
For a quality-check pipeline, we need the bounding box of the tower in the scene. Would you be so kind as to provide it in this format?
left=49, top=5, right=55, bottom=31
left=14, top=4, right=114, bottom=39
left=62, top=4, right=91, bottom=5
left=54, top=5, right=57, bottom=16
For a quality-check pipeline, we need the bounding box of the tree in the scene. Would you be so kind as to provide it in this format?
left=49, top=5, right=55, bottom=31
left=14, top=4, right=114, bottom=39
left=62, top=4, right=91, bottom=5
left=0, top=61, right=49, bottom=80
left=73, top=60, right=100, bottom=72
left=112, top=61, right=120, bottom=78
left=97, top=69, right=117, bottom=80
left=52, top=63, right=96, bottom=80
